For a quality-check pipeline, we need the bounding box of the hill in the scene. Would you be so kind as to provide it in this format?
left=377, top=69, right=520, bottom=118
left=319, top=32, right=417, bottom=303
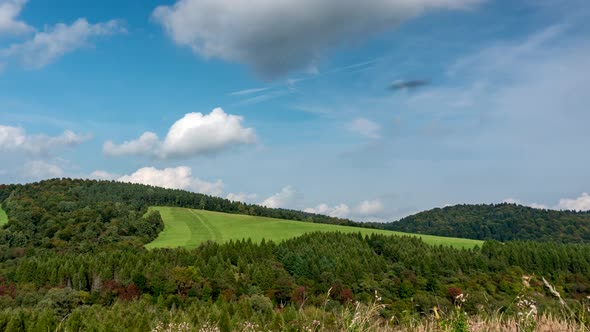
left=382, top=203, right=590, bottom=243
left=0, top=178, right=369, bottom=250
left=146, top=206, right=482, bottom=249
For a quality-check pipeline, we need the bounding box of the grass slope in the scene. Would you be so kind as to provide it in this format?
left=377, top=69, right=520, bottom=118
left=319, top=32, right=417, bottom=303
left=0, top=204, right=7, bottom=226
left=146, top=206, right=482, bottom=249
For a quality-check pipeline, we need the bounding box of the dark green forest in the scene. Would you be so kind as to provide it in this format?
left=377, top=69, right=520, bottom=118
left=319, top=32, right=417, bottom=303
left=2, top=232, right=590, bottom=330
left=1, top=179, right=590, bottom=331
left=381, top=203, right=590, bottom=243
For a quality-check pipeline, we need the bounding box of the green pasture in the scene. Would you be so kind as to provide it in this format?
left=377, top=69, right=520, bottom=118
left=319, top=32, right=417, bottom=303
left=0, top=204, right=7, bottom=226
left=146, top=206, right=482, bottom=250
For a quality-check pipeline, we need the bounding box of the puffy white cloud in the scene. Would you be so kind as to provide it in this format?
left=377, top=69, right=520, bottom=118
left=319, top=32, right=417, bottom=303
left=557, top=193, right=590, bottom=211
left=304, top=203, right=351, bottom=219
left=0, top=125, right=87, bottom=155
left=103, top=132, right=159, bottom=157
left=117, top=166, right=224, bottom=196
left=226, top=192, right=258, bottom=203
left=355, top=199, right=385, bottom=216
left=349, top=118, right=381, bottom=139
left=104, top=108, right=256, bottom=159
left=23, top=160, right=64, bottom=179
left=260, top=186, right=301, bottom=209
left=152, top=0, right=481, bottom=78
left=2, top=17, right=124, bottom=68
left=0, top=0, right=33, bottom=36
left=160, top=108, right=256, bottom=158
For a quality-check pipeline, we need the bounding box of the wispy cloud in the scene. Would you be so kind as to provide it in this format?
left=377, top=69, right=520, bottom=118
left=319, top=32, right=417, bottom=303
left=229, top=87, right=271, bottom=96
left=349, top=118, right=381, bottom=139
left=1, top=18, right=125, bottom=69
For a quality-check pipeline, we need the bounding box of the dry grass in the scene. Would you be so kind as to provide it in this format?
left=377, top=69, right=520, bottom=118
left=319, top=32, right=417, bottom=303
left=384, top=315, right=581, bottom=332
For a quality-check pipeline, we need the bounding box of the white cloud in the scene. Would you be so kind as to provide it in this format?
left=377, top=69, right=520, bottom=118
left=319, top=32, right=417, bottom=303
left=504, top=198, right=549, bottom=210
left=260, top=186, right=301, bottom=209
left=0, top=0, right=33, bottom=36
left=349, top=118, right=381, bottom=139
left=557, top=193, right=590, bottom=211
left=103, top=132, right=159, bottom=157
left=0, top=124, right=26, bottom=148
left=503, top=193, right=590, bottom=211
left=355, top=199, right=385, bottom=216
left=24, top=130, right=88, bottom=156
left=152, top=0, right=481, bottom=78
left=304, top=199, right=385, bottom=219
left=0, top=125, right=87, bottom=155
left=90, top=170, right=119, bottom=181
left=23, top=160, right=64, bottom=179
left=304, top=203, right=351, bottom=218
left=118, top=166, right=224, bottom=196
left=2, top=17, right=124, bottom=69
left=161, top=108, right=256, bottom=158
left=104, top=108, right=256, bottom=159
left=226, top=192, right=258, bottom=203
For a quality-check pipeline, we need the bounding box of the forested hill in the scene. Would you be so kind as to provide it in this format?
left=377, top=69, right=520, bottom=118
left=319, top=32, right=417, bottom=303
left=0, top=178, right=362, bottom=250
left=381, top=203, right=590, bottom=243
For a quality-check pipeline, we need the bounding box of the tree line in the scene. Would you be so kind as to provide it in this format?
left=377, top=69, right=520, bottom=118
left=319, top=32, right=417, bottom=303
left=380, top=203, right=590, bottom=243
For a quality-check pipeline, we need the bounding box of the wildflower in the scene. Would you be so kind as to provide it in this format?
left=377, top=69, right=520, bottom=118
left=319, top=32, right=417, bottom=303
left=374, top=290, right=382, bottom=302
left=455, top=293, right=468, bottom=303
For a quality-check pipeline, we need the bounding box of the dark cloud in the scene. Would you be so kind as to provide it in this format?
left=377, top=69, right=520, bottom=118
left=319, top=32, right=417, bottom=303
left=153, top=0, right=482, bottom=79
left=390, top=79, right=430, bottom=91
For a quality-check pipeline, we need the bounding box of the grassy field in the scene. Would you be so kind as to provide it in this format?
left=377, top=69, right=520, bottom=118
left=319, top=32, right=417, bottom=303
left=146, top=206, right=482, bottom=250
left=0, top=204, right=7, bottom=226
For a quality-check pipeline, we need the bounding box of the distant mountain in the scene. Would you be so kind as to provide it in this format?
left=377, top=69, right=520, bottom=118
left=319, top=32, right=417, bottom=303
left=381, top=203, right=590, bottom=243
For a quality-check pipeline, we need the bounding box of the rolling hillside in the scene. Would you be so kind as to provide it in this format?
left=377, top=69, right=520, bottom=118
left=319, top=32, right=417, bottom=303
left=383, top=203, right=590, bottom=243
left=146, top=206, right=482, bottom=249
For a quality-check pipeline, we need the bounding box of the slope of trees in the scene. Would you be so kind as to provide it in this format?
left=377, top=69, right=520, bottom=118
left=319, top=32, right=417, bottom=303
left=0, top=179, right=369, bottom=250
left=382, top=203, right=590, bottom=243
left=0, top=233, right=589, bottom=330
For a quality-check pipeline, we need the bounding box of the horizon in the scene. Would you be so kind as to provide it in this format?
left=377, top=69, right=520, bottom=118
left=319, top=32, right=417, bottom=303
left=1, top=0, right=589, bottom=222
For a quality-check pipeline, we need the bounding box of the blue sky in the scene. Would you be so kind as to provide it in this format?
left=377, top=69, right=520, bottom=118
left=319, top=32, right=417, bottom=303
left=1, top=0, right=589, bottom=221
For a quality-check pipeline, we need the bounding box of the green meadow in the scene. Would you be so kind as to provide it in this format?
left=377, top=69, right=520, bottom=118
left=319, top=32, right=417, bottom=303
left=0, top=204, right=7, bottom=226
left=146, top=206, right=482, bottom=250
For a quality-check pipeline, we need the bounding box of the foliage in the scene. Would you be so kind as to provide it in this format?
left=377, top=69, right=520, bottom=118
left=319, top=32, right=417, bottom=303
left=0, top=179, right=589, bottom=330
left=0, top=232, right=589, bottom=328
left=381, top=203, right=590, bottom=243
